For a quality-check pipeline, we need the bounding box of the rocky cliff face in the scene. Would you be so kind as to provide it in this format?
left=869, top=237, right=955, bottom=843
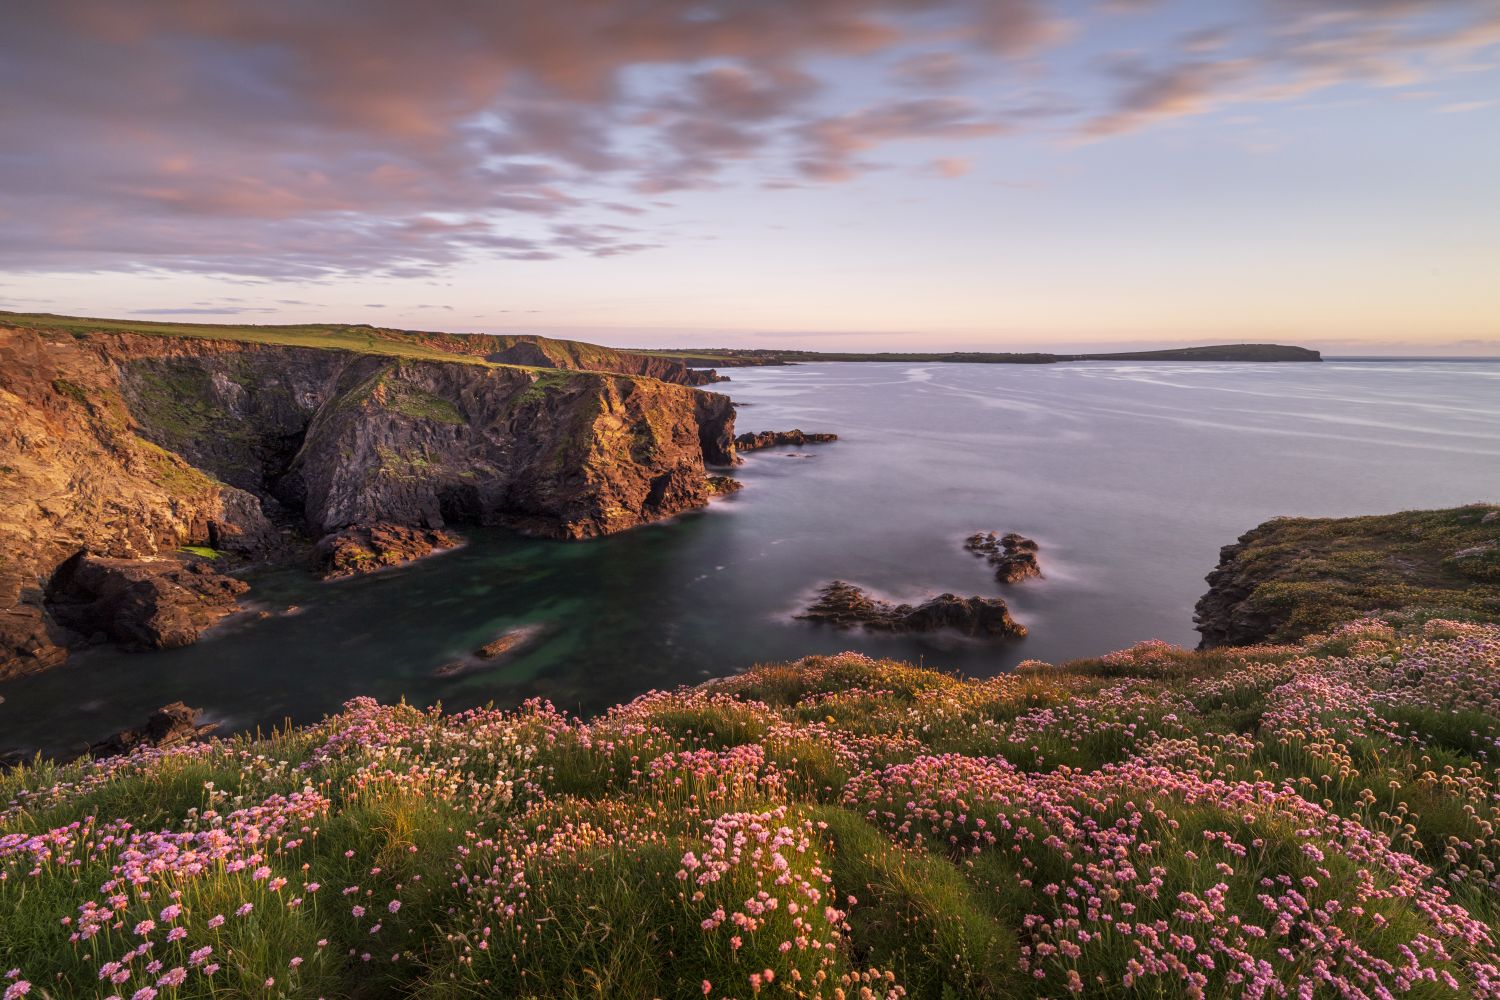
left=0, top=323, right=737, bottom=678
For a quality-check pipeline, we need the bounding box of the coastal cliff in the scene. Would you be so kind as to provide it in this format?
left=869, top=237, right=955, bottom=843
left=1195, top=504, right=1500, bottom=647
left=0, top=319, right=736, bottom=678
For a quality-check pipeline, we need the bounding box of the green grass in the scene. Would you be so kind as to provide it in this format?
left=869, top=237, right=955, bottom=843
left=4, top=310, right=500, bottom=365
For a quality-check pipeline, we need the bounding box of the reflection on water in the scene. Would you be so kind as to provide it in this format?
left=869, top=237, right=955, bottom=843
left=5, top=360, right=1498, bottom=757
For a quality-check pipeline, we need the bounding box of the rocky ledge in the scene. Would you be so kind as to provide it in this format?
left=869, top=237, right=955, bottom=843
left=46, top=553, right=249, bottom=652
left=317, top=522, right=465, bottom=580
left=735, top=429, right=838, bottom=452
left=797, top=580, right=1026, bottom=637
left=89, top=702, right=217, bottom=758
left=964, top=531, right=1042, bottom=584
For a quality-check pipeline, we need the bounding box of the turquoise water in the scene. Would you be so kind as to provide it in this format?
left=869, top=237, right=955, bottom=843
left=5, top=360, right=1499, bottom=757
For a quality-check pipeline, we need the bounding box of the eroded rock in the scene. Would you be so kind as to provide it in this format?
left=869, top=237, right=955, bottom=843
left=46, top=553, right=249, bottom=651
left=964, top=531, right=1042, bottom=584
left=89, top=702, right=217, bottom=758
left=735, top=429, right=838, bottom=452
left=316, top=522, right=464, bottom=580
left=797, top=580, right=1026, bottom=637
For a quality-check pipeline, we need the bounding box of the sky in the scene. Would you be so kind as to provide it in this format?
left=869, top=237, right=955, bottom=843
left=1, top=0, right=1497, bottom=355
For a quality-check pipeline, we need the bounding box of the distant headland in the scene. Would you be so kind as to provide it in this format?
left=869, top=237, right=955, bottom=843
left=634, top=343, right=1323, bottom=366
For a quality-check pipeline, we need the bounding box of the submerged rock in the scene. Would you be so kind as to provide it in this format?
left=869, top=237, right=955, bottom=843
left=797, top=580, right=1026, bottom=637
left=735, top=429, right=838, bottom=452
left=46, top=552, right=249, bottom=652
left=316, top=522, right=464, bottom=580
left=435, top=624, right=546, bottom=677
left=89, top=702, right=217, bottom=758
left=964, top=531, right=1042, bottom=584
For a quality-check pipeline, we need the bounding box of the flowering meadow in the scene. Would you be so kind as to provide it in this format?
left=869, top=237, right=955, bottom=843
left=5, top=612, right=1500, bottom=998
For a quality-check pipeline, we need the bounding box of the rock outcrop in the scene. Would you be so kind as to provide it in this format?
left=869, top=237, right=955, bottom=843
left=0, top=329, right=274, bottom=678
left=89, top=702, right=217, bottom=758
left=46, top=552, right=249, bottom=652
left=964, top=532, right=1042, bottom=584
left=316, top=523, right=465, bottom=580
left=1196, top=505, right=1500, bottom=648
left=0, top=321, right=739, bottom=678
left=797, top=581, right=1026, bottom=637
left=735, top=429, right=838, bottom=452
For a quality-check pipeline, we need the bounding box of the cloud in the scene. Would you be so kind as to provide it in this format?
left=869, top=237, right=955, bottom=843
left=1, top=0, right=1495, bottom=280
left=1079, top=0, right=1500, bottom=138
left=929, top=157, right=975, bottom=178
left=890, top=52, right=972, bottom=89
left=794, top=98, right=1008, bottom=181
left=1, top=1, right=1076, bottom=279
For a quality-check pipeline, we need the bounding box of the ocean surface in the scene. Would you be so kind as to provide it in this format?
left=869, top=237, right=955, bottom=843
left=6, top=359, right=1499, bottom=757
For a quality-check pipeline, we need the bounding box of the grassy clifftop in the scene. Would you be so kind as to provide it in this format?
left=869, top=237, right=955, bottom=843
left=0, top=311, right=718, bottom=385
left=6, top=608, right=1500, bottom=998
left=1197, top=504, right=1500, bottom=647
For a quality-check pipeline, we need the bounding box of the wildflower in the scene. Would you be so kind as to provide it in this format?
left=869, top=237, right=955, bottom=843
left=235, top=903, right=253, bottom=917
left=387, top=899, right=401, bottom=913
left=207, top=915, right=225, bottom=929
left=3, top=982, right=30, bottom=1000
left=133, top=919, right=155, bottom=937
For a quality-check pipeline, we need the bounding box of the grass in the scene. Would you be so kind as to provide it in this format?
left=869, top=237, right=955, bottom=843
left=6, top=608, right=1500, bottom=998
left=4, top=310, right=498, bottom=365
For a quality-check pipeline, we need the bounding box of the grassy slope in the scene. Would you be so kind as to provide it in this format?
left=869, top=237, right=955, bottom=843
left=5, top=606, right=1500, bottom=999
left=0, top=312, right=688, bottom=384
left=0, top=310, right=503, bottom=366
left=1203, top=505, right=1500, bottom=643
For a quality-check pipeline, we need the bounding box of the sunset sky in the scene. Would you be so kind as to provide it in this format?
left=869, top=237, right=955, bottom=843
left=2, top=1, right=1497, bottom=354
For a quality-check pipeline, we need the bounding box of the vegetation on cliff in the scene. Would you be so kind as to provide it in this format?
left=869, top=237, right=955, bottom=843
left=0, top=311, right=719, bottom=386
left=1196, top=505, right=1500, bottom=648
left=5, top=605, right=1500, bottom=998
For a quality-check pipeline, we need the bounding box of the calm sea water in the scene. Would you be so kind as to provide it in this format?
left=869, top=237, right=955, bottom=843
left=5, top=360, right=1499, bottom=757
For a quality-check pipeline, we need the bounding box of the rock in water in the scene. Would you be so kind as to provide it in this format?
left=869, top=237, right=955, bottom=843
left=89, top=702, right=217, bottom=758
left=435, top=624, right=546, bottom=677
left=797, top=581, right=1026, bottom=637
left=963, top=531, right=1042, bottom=584
left=735, top=429, right=839, bottom=452
left=706, top=475, right=744, bottom=496
left=316, top=522, right=464, bottom=580
left=46, top=552, right=249, bottom=651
